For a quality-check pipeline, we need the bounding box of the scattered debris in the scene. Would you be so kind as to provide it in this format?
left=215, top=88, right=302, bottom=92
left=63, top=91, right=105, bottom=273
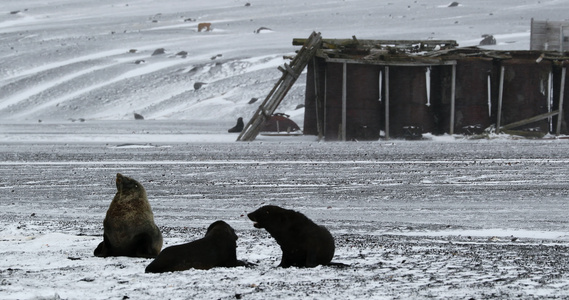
left=198, top=23, right=212, bottom=32
left=479, top=34, right=496, bottom=46
left=134, top=60, right=145, bottom=64
left=261, top=113, right=302, bottom=135
left=254, top=27, right=272, bottom=34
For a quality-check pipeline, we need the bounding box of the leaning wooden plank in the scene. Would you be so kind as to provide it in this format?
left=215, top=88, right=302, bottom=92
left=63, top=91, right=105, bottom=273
left=238, top=32, right=322, bottom=141
left=500, top=110, right=560, bottom=131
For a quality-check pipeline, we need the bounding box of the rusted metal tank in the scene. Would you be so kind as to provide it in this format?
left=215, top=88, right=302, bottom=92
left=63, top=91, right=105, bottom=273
left=262, top=113, right=301, bottom=134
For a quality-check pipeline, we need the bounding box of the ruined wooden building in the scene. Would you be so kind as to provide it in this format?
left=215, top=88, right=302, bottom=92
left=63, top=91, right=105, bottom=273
left=298, top=37, right=569, bottom=141
left=530, top=19, right=569, bottom=52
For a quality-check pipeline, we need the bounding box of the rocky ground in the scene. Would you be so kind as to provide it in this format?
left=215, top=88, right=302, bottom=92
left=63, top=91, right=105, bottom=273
left=1, top=129, right=569, bottom=299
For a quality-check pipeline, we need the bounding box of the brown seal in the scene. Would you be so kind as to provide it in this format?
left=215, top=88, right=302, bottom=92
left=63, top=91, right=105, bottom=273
left=145, top=221, right=244, bottom=273
left=94, top=173, right=163, bottom=258
left=247, top=205, right=336, bottom=268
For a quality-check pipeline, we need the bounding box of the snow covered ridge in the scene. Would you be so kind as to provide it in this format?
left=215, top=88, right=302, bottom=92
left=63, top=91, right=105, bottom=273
left=1, top=0, right=569, bottom=124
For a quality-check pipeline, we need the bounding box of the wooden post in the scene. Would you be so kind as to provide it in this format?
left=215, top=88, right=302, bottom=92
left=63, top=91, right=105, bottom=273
left=556, top=67, right=566, bottom=135
left=487, top=75, right=492, bottom=116
left=497, top=66, right=505, bottom=133
left=385, top=66, right=390, bottom=140
left=450, top=64, right=456, bottom=135
left=560, top=26, right=565, bottom=52
left=312, top=58, right=323, bottom=141
left=342, top=62, right=347, bottom=141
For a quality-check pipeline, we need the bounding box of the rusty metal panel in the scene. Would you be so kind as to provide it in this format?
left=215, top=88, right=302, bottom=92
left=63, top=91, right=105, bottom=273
left=435, top=58, right=496, bottom=134
left=303, top=58, right=317, bottom=135
left=500, top=58, right=551, bottom=133
left=345, top=64, right=381, bottom=141
left=388, top=66, right=434, bottom=137
left=324, top=62, right=344, bottom=140
left=323, top=63, right=381, bottom=141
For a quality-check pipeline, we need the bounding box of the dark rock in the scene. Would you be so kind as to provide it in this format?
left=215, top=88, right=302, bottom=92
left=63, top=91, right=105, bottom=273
left=448, top=2, right=459, bottom=7
left=194, top=82, right=205, bottom=90
left=479, top=34, right=496, bottom=46
left=248, top=98, right=258, bottom=104
left=151, top=48, right=165, bottom=56
left=134, top=113, right=144, bottom=120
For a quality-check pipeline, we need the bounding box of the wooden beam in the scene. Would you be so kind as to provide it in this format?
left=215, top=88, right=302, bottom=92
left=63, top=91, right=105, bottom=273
left=556, top=67, right=567, bottom=135
left=323, top=57, right=457, bottom=67
left=342, top=62, right=347, bottom=141
left=501, top=110, right=560, bottom=131
left=312, top=58, right=324, bottom=141
left=293, top=38, right=458, bottom=51
left=496, top=66, right=505, bottom=133
left=450, top=64, right=456, bottom=135
left=237, top=31, right=322, bottom=141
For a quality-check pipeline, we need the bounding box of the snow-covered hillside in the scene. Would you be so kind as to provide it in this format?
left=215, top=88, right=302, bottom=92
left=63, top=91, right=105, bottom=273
left=1, top=0, right=567, bottom=124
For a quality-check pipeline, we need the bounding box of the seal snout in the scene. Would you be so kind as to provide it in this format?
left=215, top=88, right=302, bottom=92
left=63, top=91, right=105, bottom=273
left=247, top=213, right=261, bottom=228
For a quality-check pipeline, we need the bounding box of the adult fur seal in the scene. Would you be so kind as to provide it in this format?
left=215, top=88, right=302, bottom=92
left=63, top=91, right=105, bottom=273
left=247, top=205, right=336, bottom=268
left=94, top=173, right=163, bottom=258
left=228, top=117, right=244, bottom=133
left=145, top=221, right=243, bottom=273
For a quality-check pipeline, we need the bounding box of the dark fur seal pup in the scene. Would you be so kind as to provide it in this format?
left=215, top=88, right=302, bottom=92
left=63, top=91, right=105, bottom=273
left=94, top=173, right=163, bottom=258
left=145, top=221, right=244, bottom=273
left=228, top=117, right=244, bottom=133
left=248, top=205, right=338, bottom=268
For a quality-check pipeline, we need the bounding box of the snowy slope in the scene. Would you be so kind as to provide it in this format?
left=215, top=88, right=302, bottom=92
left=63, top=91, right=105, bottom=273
left=1, top=0, right=568, bottom=124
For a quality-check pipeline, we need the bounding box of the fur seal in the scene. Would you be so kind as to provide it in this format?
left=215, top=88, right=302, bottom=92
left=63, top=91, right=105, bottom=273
left=228, top=117, right=244, bottom=133
left=247, top=205, right=335, bottom=268
left=145, top=221, right=243, bottom=273
left=94, top=173, right=163, bottom=258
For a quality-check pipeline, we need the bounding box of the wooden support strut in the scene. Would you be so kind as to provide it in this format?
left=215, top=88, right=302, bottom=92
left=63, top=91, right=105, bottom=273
left=237, top=32, right=322, bottom=141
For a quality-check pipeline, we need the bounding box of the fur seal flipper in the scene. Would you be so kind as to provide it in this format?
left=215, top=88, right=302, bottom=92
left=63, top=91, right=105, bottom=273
left=145, top=220, right=243, bottom=273
left=247, top=205, right=336, bottom=268
left=94, top=173, right=163, bottom=258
